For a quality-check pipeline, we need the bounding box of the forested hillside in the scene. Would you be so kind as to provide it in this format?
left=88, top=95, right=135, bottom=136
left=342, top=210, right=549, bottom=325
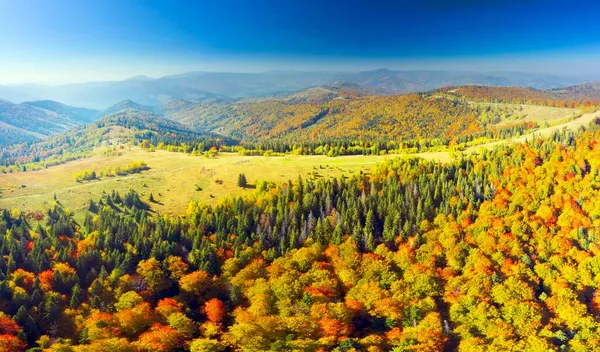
left=164, top=83, right=599, bottom=145
left=1, top=120, right=600, bottom=350
left=4, top=0, right=600, bottom=350
left=161, top=82, right=377, bottom=125
left=100, top=100, right=157, bottom=118
left=0, top=107, right=231, bottom=171
left=0, top=99, right=100, bottom=147
left=21, top=101, right=98, bottom=124
left=167, top=94, right=486, bottom=142
left=443, top=85, right=600, bottom=106
left=0, top=83, right=599, bottom=351
left=2, top=84, right=590, bottom=172
left=2, top=82, right=597, bottom=150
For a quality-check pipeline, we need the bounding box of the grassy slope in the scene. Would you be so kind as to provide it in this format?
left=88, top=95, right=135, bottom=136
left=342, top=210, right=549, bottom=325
left=0, top=149, right=435, bottom=222
left=472, top=102, right=578, bottom=126
left=466, top=109, right=600, bottom=152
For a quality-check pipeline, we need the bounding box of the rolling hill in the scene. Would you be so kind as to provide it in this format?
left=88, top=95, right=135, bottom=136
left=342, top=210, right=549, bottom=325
left=164, top=83, right=593, bottom=143
left=99, top=99, right=158, bottom=117
left=22, top=100, right=98, bottom=123
left=442, top=84, right=600, bottom=105
left=268, top=82, right=385, bottom=103
left=161, top=82, right=380, bottom=125
left=165, top=93, right=488, bottom=142
left=0, top=99, right=100, bottom=147
left=0, top=103, right=233, bottom=169
left=548, top=81, right=600, bottom=101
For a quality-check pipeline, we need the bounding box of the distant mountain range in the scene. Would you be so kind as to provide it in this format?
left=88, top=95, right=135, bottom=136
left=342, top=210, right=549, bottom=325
left=1, top=69, right=595, bottom=109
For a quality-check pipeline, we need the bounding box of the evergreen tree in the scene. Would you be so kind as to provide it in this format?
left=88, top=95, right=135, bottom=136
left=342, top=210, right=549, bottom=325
left=70, top=284, right=82, bottom=308
left=237, top=173, right=248, bottom=188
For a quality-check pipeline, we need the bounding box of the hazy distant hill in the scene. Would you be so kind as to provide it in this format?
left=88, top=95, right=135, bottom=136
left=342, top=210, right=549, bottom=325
left=23, top=100, right=99, bottom=123
left=99, top=99, right=157, bottom=117
left=271, top=82, right=388, bottom=104
left=548, top=82, right=600, bottom=101
left=0, top=99, right=100, bottom=146
left=162, top=82, right=382, bottom=125
left=0, top=103, right=230, bottom=167
left=0, top=69, right=591, bottom=109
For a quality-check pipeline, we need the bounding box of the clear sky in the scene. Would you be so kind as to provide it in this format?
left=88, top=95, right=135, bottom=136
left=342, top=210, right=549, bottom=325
left=1, top=0, right=600, bottom=84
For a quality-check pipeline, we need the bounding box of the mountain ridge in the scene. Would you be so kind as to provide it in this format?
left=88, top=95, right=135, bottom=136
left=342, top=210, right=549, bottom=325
left=0, top=105, right=233, bottom=168
left=0, top=99, right=100, bottom=146
left=0, top=69, right=595, bottom=109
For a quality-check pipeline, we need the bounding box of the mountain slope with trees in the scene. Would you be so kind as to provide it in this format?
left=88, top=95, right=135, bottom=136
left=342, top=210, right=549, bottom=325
left=165, top=88, right=589, bottom=144
left=0, top=99, right=100, bottom=147
left=442, top=85, right=600, bottom=105
left=0, top=105, right=232, bottom=171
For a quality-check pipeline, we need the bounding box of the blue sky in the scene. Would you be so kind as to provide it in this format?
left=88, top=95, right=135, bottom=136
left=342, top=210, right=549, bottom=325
left=1, top=0, right=600, bottom=84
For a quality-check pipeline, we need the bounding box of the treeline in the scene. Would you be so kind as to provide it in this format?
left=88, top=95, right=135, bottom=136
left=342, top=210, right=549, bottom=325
left=140, top=140, right=224, bottom=158
left=2, top=123, right=600, bottom=350
left=0, top=131, right=98, bottom=174
left=73, top=161, right=149, bottom=182
left=194, top=121, right=538, bottom=157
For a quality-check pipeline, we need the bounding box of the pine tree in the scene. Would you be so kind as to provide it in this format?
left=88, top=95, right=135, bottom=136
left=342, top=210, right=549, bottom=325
left=237, top=173, right=247, bottom=188
left=15, top=306, right=39, bottom=343
left=332, top=223, right=343, bottom=245
left=88, top=199, right=98, bottom=213
left=364, top=209, right=376, bottom=251
left=70, top=284, right=82, bottom=308
left=89, top=279, right=103, bottom=297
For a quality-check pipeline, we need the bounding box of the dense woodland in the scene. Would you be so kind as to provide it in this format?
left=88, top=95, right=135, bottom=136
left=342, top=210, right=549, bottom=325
left=2, top=118, right=600, bottom=350
left=220, top=120, right=539, bottom=157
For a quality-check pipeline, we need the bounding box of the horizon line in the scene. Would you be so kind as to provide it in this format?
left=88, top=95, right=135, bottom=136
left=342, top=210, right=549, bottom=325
left=3, top=67, right=599, bottom=87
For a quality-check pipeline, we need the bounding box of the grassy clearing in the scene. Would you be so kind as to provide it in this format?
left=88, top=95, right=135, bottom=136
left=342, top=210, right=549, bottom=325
left=0, top=149, right=446, bottom=221
left=473, top=102, right=579, bottom=127
left=465, top=110, right=600, bottom=152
